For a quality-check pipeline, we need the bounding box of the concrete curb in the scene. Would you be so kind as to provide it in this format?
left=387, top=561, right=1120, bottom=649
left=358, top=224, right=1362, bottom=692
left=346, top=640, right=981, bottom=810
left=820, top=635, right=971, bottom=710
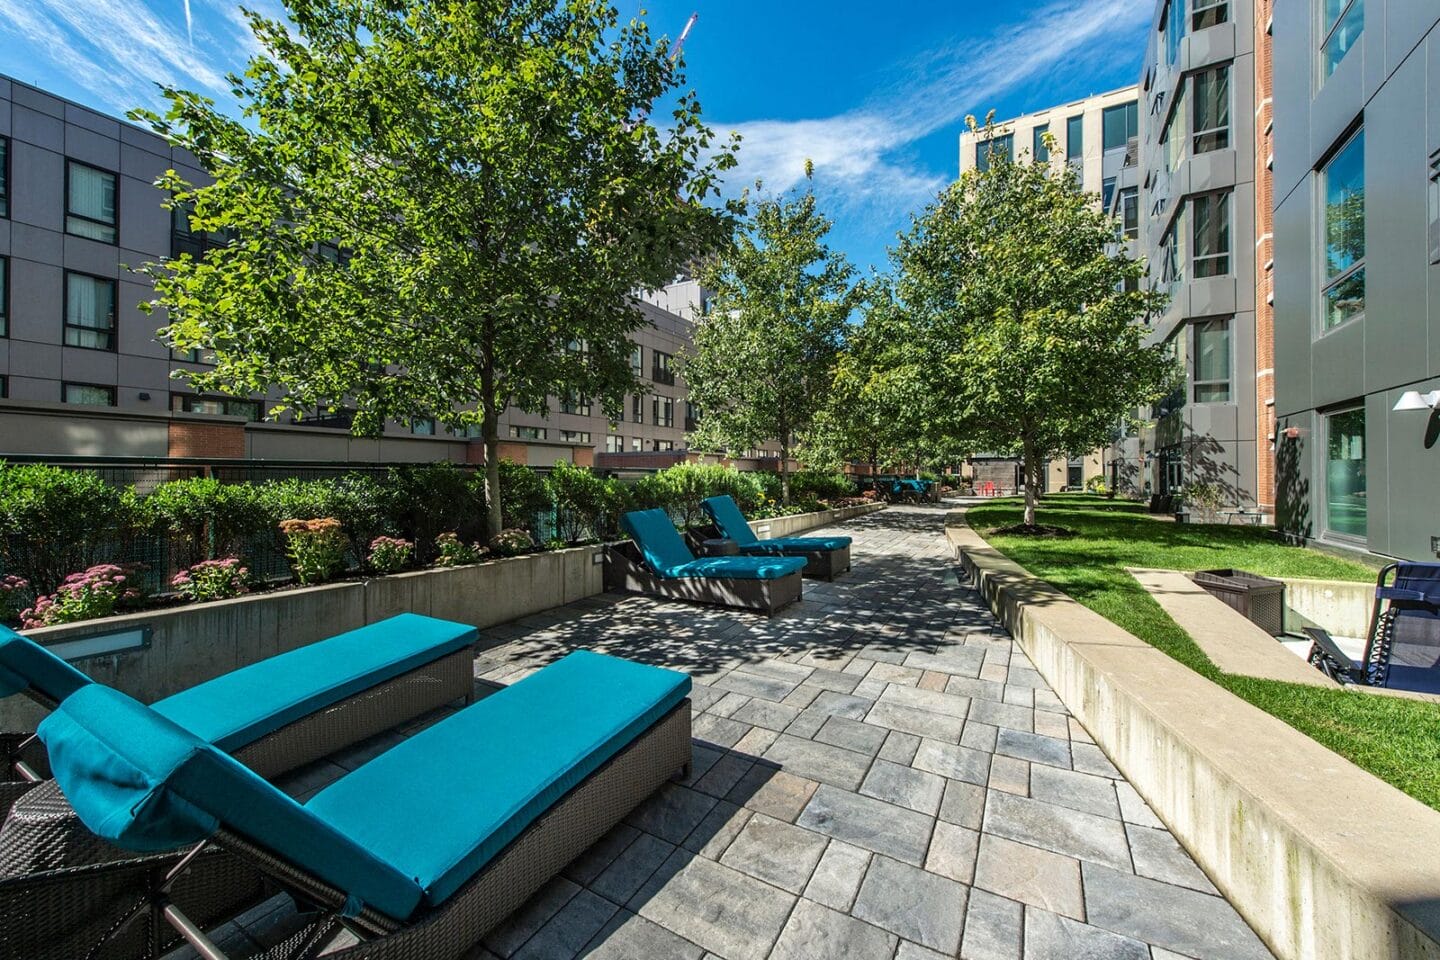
left=947, top=509, right=1440, bottom=960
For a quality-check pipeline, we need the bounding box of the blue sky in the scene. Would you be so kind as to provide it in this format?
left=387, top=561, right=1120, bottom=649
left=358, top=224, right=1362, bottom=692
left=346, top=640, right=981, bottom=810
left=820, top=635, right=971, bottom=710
left=0, top=0, right=1152, bottom=273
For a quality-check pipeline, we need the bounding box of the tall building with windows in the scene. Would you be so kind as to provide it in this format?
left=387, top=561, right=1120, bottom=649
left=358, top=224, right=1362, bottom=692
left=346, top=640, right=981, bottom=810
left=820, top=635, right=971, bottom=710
left=1271, top=1, right=1439, bottom=558
left=1128, top=0, right=1266, bottom=511
left=959, top=86, right=1140, bottom=493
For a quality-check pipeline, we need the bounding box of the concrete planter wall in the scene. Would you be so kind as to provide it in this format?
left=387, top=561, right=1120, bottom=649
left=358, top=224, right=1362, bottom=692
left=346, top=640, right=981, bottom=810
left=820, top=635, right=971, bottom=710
left=748, top=502, right=884, bottom=539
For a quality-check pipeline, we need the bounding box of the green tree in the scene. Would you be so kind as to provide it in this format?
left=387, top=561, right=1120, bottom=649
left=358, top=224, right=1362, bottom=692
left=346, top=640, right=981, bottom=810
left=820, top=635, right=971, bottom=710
left=892, top=120, right=1171, bottom=527
left=135, top=0, right=738, bottom=536
left=685, top=176, right=858, bottom=504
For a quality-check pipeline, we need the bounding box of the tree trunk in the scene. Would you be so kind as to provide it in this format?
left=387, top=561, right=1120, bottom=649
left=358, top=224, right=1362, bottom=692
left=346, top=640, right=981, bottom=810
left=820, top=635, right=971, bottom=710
left=779, top=435, right=792, bottom=506
left=1022, top=439, right=1041, bottom=527
left=483, top=399, right=502, bottom=539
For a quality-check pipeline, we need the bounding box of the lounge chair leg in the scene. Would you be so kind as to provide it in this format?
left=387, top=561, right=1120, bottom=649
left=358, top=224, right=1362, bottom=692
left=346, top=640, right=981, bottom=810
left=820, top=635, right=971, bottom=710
left=161, top=900, right=232, bottom=960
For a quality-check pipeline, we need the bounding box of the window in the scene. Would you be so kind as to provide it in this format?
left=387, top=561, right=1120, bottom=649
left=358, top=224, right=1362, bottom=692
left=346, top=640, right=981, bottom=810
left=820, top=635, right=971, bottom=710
left=653, top=395, right=674, bottom=428
left=565, top=338, right=590, bottom=356
left=1162, top=87, right=1186, bottom=174
left=1165, top=0, right=1186, bottom=66
left=1320, top=0, right=1362, bottom=83
left=1320, top=129, right=1365, bottom=331
left=1066, top=115, right=1084, bottom=161
left=64, top=272, right=118, bottom=350
left=1102, top=177, right=1117, bottom=212
left=975, top=133, right=1012, bottom=173
left=171, top=394, right=261, bottom=420
left=172, top=201, right=235, bottom=260
left=1192, top=66, right=1230, bottom=153
left=317, top=241, right=342, bottom=265
left=1032, top=124, right=1049, bottom=163
left=1324, top=407, right=1366, bottom=540
left=0, top=137, right=8, bottom=218
left=560, top=392, right=590, bottom=416
left=630, top=437, right=643, bottom=451
left=684, top=402, right=700, bottom=432
left=1427, top=150, right=1439, bottom=265
left=559, top=430, right=591, bottom=444
left=1191, top=192, right=1231, bottom=278
left=0, top=256, right=7, bottom=337
left=63, top=382, right=116, bottom=406
left=66, top=161, right=117, bottom=244
left=630, top=345, right=643, bottom=377
left=652, top=350, right=676, bottom=385
left=1120, top=187, right=1140, bottom=239
left=1192, top=0, right=1227, bottom=30
left=605, top=434, right=625, bottom=453
left=1161, top=209, right=1187, bottom=287
left=411, top=418, right=436, bottom=435
left=1156, top=329, right=1188, bottom=417
left=1192, top=318, right=1231, bottom=402
left=631, top=394, right=644, bottom=423
left=0, top=376, right=7, bottom=399
left=1102, top=102, right=1138, bottom=152
left=653, top=439, right=674, bottom=452
left=298, top=407, right=356, bottom=429
left=508, top=425, right=547, bottom=441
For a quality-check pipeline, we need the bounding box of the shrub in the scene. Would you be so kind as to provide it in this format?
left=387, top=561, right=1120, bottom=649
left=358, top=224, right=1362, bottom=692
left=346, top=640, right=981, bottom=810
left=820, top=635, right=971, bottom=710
left=1085, top=475, right=1108, bottom=495
left=488, top=528, right=534, bottom=557
left=0, top=464, right=139, bottom=594
left=548, top=461, right=631, bottom=544
left=171, top=558, right=249, bottom=603
left=279, top=517, right=349, bottom=584
left=368, top=535, right=414, bottom=573
left=145, top=478, right=269, bottom=565
left=434, top=531, right=485, bottom=567
left=491, top=460, right=552, bottom=532
left=22, top=564, right=141, bottom=627
left=789, top=470, right=855, bottom=505
left=386, top=464, right=480, bottom=558
left=632, top=464, right=765, bottom=527
left=0, top=574, right=29, bottom=623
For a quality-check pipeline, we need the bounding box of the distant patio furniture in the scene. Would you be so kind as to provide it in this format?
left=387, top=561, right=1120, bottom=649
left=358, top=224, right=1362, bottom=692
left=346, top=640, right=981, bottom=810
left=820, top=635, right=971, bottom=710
left=1304, top=562, right=1440, bottom=695
left=608, top=508, right=805, bottom=615
left=700, top=495, right=852, bottom=581
left=13, top=649, right=690, bottom=960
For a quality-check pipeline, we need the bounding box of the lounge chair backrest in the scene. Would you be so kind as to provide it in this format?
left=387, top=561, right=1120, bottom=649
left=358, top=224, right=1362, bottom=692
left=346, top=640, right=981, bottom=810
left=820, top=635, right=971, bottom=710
left=621, top=509, right=695, bottom=577
left=701, top=496, right=759, bottom=546
left=1379, top=563, right=1440, bottom=671
left=0, top=626, right=93, bottom=704
left=39, top=683, right=424, bottom=920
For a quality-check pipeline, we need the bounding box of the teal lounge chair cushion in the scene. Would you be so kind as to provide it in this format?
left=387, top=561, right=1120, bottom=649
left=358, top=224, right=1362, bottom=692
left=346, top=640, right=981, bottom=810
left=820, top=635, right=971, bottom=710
left=39, top=683, right=424, bottom=919
left=738, top=536, right=851, bottom=554
left=621, top=508, right=805, bottom=580
left=305, top=650, right=690, bottom=909
left=153, top=614, right=477, bottom=752
left=701, top=496, right=851, bottom=555
left=0, top=626, right=93, bottom=702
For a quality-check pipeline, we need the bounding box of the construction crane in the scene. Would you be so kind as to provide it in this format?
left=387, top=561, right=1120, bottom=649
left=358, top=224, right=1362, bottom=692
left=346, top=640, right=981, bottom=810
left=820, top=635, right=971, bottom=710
left=670, top=12, right=699, bottom=61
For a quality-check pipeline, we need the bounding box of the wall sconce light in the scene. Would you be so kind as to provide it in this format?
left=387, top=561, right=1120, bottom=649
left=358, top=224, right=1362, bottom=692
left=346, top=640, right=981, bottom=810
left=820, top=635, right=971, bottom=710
left=1283, top=426, right=1301, bottom=439
left=1394, top=390, right=1440, bottom=412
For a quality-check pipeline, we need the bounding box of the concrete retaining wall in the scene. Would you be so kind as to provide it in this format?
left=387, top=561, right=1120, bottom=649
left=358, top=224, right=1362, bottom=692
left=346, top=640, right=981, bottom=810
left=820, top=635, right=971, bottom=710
left=946, top=511, right=1440, bottom=960
left=749, top=502, right=885, bottom=539
left=1283, top=577, right=1374, bottom=639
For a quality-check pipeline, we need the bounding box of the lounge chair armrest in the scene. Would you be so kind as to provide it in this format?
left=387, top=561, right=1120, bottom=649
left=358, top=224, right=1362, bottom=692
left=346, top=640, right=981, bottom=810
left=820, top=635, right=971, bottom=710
left=1302, top=627, right=1362, bottom=684
left=1376, top=586, right=1429, bottom=602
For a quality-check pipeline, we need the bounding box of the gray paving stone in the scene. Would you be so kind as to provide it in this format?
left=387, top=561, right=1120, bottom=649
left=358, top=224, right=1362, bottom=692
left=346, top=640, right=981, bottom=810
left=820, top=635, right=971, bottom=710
left=987, top=755, right=1029, bottom=796
left=1001, top=685, right=1034, bottom=708
left=995, top=728, right=1071, bottom=769
left=633, top=852, right=796, bottom=960
left=896, top=941, right=952, bottom=960
left=1081, top=862, right=1273, bottom=960
left=864, top=699, right=965, bottom=742
left=807, top=666, right=863, bottom=693
left=804, top=839, right=872, bottom=911
left=860, top=758, right=945, bottom=815
left=692, top=712, right=750, bottom=749
left=924, top=819, right=979, bottom=884
left=852, top=855, right=967, bottom=954
left=691, top=752, right=755, bottom=799
left=719, top=813, right=829, bottom=894
left=959, top=888, right=1023, bottom=960
left=814, top=715, right=889, bottom=756
left=512, top=888, right=618, bottom=960
left=1029, top=764, right=1121, bottom=819
left=564, top=823, right=642, bottom=886
left=797, top=784, right=935, bottom=865
left=682, top=798, right=751, bottom=859
left=960, top=720, right=999, bottom=752
left=730, top=697, right=801, bottom=732
left=729, top=766, right=819, bottom=822
left=709, top=691, right=751, bottom=717
left=877, top=683, right=972, bottom=719
left=764, top=734, right=874, bottom=790
left=1114, top=782, right=1165, bottom=828
left=1071, top=741, right=1123, bottom=779
left=973, top=833, right=1083, bottom=920
left=732, top=725, right=780, bottom=757
left=713, top=669, right=796, bottom=702
left=625, top=783, right=720, bottom=845
left=967, top=697, right=1034, bottom=733
left=1023, top=906, right=1149, bottom=960
left=903, top=646, right=987, bottom=677
left=809, top=689, right=873, bottom=719
left=484, top=876, right=580, bottom=956
left=1125, top=823, right=1217, bottom=894
left=590, top=831, right=676, bottom=905
left=942, top=674, right=1007, bottom=702
left=784, top=708, right=830, bottom=738
left=581, top=909, right=706, bottom=960
left=740, top=659, right=816, bottom=685
left=770, top=898, right=899, bottom=960
left=983, top=790, right=1132, bottom=871
left=912, top=738, right=992, bottom=786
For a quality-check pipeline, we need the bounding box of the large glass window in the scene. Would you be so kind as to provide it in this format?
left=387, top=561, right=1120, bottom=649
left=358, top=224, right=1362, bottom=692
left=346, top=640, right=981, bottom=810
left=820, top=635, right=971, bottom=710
left=975, top=133, right=1012, bottom=173
left=605, top=434, right=624, bottom=453
left=1192, top=0, right=1227, bottom=29
left=1165, top=0, right=1187, bottom=65
left=1321, top=129, right=1365, bottom=330
left=1192, top=66, right=1230, bottom=153
left=1065, top=115, right=1084, bottom=161
left=0, top=137, right=8, bottom=218
left=1163, top=87, right=1186, bottom=173
left=1102, top=102, right=1138, bottom=152
left=560, top=392, right=590, bottom=416
left=66, top=161, right=117, bottom=244
left=652, top=395, right=674, bottom=428
left=1324, top=407, right=1366, bottom=540
left=1192, top=192, right=1231, bottom=278
left=1161, top=208, right=1187, bottom=287
left=171, top=394, right=261, bottom=420
left=629, top=345, right=643, bottom=377
left=508, top=425, right=547, bottom=441
left=1032, top=124, right=1049, bottom=163
left=0, top=256, right=7, bottom=338
left=1192, top=318, right=1231, bottom=402
left=172, top=201, right=235, bottom=260
left=1102, top=177, right=1117, bottom=212
left=64, top=272, right=117, bottom=350
left=1120, top=187, right=1140, bottom=239
left=63, top=382, right=116, bottom=406
left=631, top=394, right=643, bottom=423
left=1320, top=0, right=1363, bottom=83
left=1429, top=150, right=1440, bottom=266
left=559, top=430, right=591, bottom=444
left=652, top=350, right=676, bottom=385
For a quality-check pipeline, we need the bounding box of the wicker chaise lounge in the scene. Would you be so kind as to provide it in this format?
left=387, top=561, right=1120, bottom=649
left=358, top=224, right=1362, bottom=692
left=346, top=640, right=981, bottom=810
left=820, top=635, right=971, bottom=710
left=607, top=508, right=806, bottom=615
left=18, top=649, right=690, bottom=960
left=700, top=495, right=852, bottom=581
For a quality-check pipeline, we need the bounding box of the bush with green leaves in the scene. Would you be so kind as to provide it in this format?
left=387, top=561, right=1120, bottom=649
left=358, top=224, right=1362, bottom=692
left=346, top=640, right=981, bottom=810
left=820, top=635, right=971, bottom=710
left=144, top=478, right=269, bottom=565
left=787, top=470, right=855, bottom=505
left=485, top=460, right=552, bottom=532
left=547, top=461, right=632, bottom=544
left=0, top=574, right=30, bottom=623
left=278, top=517, right=349, bottom=584
left=488, top=528, right=535, bottom=557
left=433, top=531, right=485, bottom=567
left=367, top=536, right=414, bottom=574
left=387, top=463, right=481, bottom=558
left=171, top=557, right=249, bottom=603
left=631, top=464, right=765, bottom=528
left=0, top=463, right=140, bottom=594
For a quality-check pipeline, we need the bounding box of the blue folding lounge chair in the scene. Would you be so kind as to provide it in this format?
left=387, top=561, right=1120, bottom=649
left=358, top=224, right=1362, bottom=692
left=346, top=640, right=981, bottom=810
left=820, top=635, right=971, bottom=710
left=1305, top=562, right=1440, bottom=695
left=13, top=650, right=691, bottom=960
left=700, top=495, right=852, bottom=580
left=608, top=508, right=806, bottom=614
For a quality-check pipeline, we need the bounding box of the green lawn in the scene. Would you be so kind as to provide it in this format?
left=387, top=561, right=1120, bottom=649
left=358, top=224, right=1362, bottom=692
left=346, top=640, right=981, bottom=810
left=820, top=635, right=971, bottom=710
left=967, top=494, right=1440, bottom=810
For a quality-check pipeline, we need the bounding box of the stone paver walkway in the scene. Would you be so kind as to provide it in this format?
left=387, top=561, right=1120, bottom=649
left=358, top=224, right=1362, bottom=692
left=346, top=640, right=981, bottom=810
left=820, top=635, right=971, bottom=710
left=460, top=504, right=1275, bottom=960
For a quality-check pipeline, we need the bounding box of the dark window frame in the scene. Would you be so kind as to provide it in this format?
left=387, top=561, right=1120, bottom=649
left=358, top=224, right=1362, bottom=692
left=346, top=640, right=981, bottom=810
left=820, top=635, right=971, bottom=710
left=1428, top=149, right=1440, bottom=266
left=64, top=159, right=119, bottom=245
left=1065, top=115, right=1084, bottom=161
left=170, top=393, right=262, bottom=421
left=1032, top=124, right=1049, bottom=163
left=0, top=136, right=9, bottom=219
left=1191, top=317, right=1233, bottom=403
left=1191, top=191, right=1231, bottom=278
left=975, top=132, right=1013, bottom=173
left=62, top=381, right=117, bottom=407
left=0, top=255, right=8, bottom=338
left=652, top=350, right=676, bottom=386
left=652, top=395, right=674, bottom=428
left=63, top=269, right=119, bottom=352
left=1318, top=125, right=1366, bottom=333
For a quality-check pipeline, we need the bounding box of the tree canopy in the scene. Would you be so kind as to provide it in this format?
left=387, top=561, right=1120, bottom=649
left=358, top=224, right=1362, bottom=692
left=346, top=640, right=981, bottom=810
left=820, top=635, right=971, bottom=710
left=136, top=0, right=738, bottom=534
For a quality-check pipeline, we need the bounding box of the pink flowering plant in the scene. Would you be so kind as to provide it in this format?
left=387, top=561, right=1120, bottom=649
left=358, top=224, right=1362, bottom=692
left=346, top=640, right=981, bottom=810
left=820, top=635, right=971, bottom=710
left=22, top=564, right=140, bottom=628
left=433, top=531, right=485, bottom=567
left=171, top=558, right=249, bottom=603
left=367, top=536, right=414, bottom=574
left=0, top=574, right=31, bottom=623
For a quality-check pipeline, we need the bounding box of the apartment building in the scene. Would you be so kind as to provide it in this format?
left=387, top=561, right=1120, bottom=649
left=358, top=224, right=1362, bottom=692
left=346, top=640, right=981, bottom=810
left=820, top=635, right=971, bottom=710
left=959, top=86, right=1140, bottom=492
left=0, top=75, right=709, bottom=468
left=1271, top=2, right=1440, bottom=559
left=1125, top=0, right=1267, bottom=512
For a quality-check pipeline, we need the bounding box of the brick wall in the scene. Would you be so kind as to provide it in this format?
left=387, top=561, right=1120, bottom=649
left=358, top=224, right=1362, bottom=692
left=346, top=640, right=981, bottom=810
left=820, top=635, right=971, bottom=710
left=167, top=420, right=246, bottom=459
left=1254, top=0, right=1276, bottom=513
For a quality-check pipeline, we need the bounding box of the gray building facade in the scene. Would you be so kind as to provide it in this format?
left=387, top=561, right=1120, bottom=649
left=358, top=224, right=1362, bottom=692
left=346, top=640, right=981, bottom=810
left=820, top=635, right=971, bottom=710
left=1272, top=1, right=1440, bottom=559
